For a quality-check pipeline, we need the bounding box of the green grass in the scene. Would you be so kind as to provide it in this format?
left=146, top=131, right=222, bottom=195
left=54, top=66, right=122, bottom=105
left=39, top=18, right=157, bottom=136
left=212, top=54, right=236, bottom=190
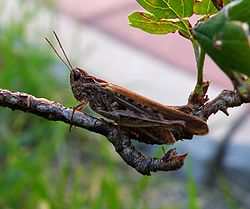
left=217, top=174, right=239, bottom=209
left=186, top=161, right=201, bottom=209
left=0, top=2, right=162, bottom=208
left=0, top=1, right=243, bottom=209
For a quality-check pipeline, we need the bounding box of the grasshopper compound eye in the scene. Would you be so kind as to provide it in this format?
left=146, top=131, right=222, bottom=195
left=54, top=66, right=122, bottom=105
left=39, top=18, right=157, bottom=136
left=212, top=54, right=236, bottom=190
left=73, top=70, right=81, bottom=81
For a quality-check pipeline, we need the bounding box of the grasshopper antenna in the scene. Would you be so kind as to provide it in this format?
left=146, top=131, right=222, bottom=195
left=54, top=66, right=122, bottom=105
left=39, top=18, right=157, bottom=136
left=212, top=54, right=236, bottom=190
left=45, top=32, right=73, bottom=72
left=52, top=31, right=75, bottom=72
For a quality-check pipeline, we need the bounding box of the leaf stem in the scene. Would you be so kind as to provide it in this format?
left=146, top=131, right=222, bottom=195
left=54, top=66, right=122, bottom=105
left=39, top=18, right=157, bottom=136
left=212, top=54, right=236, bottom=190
left=192, top=41, right=206, bottom=93
left=197, top=47, right=205, bottom=85
left=188, top=41, right=209, bottom=108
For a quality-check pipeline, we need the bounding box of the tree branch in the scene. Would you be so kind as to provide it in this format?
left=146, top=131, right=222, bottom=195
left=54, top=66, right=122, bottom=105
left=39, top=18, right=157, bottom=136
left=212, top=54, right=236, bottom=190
left=0, top=88, right=247, bottom=175
left=0, top=88, right=186, bottom=175
left=193, top=90, right=243, bottom=120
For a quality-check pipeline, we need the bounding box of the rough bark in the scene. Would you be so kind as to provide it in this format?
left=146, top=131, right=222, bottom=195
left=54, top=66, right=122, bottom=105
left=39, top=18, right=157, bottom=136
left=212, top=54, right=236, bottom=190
left=0, top=88, right=246, bottom=175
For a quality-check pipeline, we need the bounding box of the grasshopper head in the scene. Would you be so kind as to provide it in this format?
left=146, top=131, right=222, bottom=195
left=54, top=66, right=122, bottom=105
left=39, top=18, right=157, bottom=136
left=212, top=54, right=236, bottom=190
left=70, top=67, right=89, bottom=83
left=46, top=32, right=94, bottom=103
left=70, top=67, right=94, bottom=102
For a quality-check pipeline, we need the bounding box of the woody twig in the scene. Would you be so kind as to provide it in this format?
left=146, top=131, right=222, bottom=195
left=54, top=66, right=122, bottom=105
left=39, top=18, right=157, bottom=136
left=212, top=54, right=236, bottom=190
left=0, top=88, right=186, bottom=175
left=0, top=88, right=247, bottom=175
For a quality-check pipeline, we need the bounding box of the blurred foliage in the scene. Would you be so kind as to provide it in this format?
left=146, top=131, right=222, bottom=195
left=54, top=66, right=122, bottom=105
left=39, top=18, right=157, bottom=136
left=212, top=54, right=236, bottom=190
left=0, top=1, right=245, bottom=209
left=217, top=175, right=238, bottom=209
left=0, top=1, right=183, bottom=209
left=186, top=163, right=200, bottom=209
left=0, top=2, right=148, bottom=209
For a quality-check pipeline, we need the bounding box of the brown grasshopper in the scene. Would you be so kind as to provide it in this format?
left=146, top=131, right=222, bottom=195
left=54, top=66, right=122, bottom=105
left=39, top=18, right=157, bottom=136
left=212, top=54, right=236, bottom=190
left=46, top=32, right=208, bottom=164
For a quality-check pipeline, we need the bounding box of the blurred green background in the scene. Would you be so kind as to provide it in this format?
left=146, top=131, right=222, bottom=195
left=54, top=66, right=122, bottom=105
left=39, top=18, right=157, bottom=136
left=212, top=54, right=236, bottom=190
left=0, top=1, right=247, bottom=209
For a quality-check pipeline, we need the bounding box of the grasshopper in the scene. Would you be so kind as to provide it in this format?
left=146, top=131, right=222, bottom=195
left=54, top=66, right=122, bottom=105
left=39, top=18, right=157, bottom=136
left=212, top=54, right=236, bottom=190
left=46, top=32, right=208, bottom=146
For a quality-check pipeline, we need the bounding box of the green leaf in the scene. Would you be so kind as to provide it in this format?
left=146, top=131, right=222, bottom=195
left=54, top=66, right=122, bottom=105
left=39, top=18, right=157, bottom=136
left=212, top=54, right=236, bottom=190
left=128, top=11, right=189, bottom=35
left=194, top=0, right=218, bottom=15
left=193, top=0, right=250, bottom=98
left=136, top=0, right=194, bottom=19
left=194, top=0, right=233, bottom=16
left=193, top=0, right=250, bottom=77
left=129, top=0, right=194, bottom=38
left=129, top=0, right=195, bottom=38
left=228, top=0, right=250, bottom=25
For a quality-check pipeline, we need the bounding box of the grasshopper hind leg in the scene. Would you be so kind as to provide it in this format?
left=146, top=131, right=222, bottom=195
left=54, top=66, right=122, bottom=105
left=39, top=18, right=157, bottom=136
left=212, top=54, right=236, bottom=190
left=127, top=126, right=193, bottom=145
left=127, top=127, right=176, bottom=145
